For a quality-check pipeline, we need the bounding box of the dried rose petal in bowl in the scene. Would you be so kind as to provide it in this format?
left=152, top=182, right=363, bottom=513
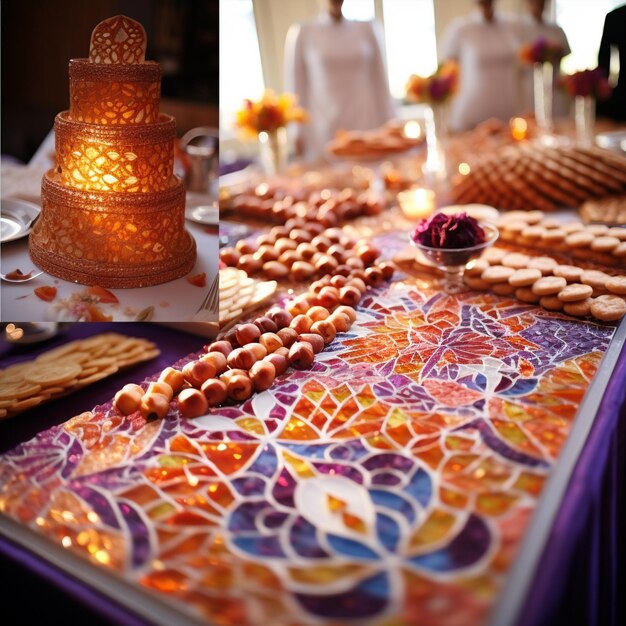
left=411, top=212, right=487, bottom=249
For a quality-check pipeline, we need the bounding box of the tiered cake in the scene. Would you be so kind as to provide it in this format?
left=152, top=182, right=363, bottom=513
left=29, top=15, right=196, bottom=288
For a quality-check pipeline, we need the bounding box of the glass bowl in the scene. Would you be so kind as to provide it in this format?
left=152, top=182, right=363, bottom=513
left=410, top=222, right=499, bottom=294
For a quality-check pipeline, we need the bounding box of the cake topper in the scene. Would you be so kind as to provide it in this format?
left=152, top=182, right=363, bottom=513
left=89, top=15, right=146, bottom=64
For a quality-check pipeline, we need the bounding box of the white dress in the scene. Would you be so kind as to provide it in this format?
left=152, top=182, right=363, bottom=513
left=439, top=12, right=522, bottom=132
left=512, top=16, right=571, bottom=117
left=284, top=15, right=395, bottom=162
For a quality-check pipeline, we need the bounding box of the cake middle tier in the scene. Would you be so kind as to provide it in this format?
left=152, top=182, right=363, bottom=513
left=30, top=171, right=197, bottom=288
left=55, top=112, right=176, bottom=193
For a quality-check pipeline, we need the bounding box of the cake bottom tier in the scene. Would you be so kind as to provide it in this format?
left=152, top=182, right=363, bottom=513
left=29, top=172, right=197, bottom=288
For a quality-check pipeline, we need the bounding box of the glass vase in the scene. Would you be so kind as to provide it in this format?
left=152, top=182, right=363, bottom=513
left=258, top=127, right=287, bottom=176
left=423, top=102, right=448, bottom=188
left=533, top=62, right=553, bottom=136
left=574, top=95, right=595, bottom=147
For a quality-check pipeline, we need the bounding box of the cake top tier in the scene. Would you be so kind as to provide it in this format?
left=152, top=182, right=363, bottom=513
left=89, top=15, right=147, bottom=65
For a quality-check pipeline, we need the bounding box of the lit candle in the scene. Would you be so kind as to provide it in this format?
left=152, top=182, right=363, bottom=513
left=398, top=187, right=436, bottom=219
left=510, top=117, right=528, bottom=141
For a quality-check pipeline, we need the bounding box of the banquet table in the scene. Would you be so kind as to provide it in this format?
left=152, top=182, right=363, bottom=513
left=0, top=261, right=625, bottom=626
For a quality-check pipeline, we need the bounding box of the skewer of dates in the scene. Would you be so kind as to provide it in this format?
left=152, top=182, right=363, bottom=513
left=229, top=186, right=385, bottom=225
left=112, top=304, right=358, bottom=418
left=220, top=219, right=385, bottom=282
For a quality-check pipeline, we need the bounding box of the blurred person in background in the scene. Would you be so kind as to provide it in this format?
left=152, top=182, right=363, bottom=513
left=439, top=0, right=521, bottom=131
left=284, top=0, right=395, bottom=162
left=597, top=4, right=626, bottom=121
left=514, top=0, right=570, bottom=117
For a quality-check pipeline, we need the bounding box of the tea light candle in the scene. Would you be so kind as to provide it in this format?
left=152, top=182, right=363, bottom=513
left=398, top=187, right=436, bottom=219
left=510, top=117, right=528, bottom=141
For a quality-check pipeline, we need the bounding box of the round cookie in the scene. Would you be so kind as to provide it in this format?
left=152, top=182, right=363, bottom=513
left=586, top=224, right=609, bottom=236
left=521, top=226, right=545, bottom=239
left=553, top=264, right=583, bottom=282
left=565, top=231, right=594, bottom=248
left=606, top=276, right=626, bottom=295
left=608, top=227, right=626, bottom=241
left=541, top=228, right=566, bottom=243
left=541, top=218, right=562, bottom=229
left=466, top=258, right=490, bottom=277
left=482, top=266, right=515, bottom=283
left=557, top=283, right=593, bottom=302
left=563, top=298, right=593, bottom=317
left=532, top=276, right=567, bottom=295
left=580, top=270, right=611, bottom=290
left=492, top=282, right=516, bottom=296
left=525, top=210, right=545, bottom=224
left=613, top=242, right=626, bottom=257
left=509, top=268, right=542, bottom=287
left=527, top=256, right=558, bottom=275
left=500, top=221, right=527, bottom=235
left=483, top=247, right=508, bottom=265
left=515, top=287, right=541, bottom=304
left=501, top=253, right=531, bottom=269
left=590, top=236, right=620, bottom=252
left=590, top=295, right=626, bottom=321
left=464, top=276, right=490, bottom=291
left=562, top=222, right=585, bottom=234
left=540, top=296, right=564, bottom=311
left=25, top=362, right=82, bottom=386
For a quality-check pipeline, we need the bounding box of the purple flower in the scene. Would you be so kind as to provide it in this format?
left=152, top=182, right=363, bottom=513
left=411, top=212, right=486, bottom=249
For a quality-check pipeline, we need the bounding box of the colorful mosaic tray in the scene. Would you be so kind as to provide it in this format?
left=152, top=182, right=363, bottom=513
left=0, top=278, right=617, bottom=626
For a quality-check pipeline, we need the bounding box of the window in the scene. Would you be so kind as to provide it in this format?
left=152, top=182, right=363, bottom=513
left=556, top=0, right=624, bottom=73
left=219, top=0, right=265, bottom=131
left=342, top=0, right=375, bottom=21
left=382, top=0, right=438, bottom=99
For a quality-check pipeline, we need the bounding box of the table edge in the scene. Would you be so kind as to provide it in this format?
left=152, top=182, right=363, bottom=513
left=488, top=317, right=626, bottom=626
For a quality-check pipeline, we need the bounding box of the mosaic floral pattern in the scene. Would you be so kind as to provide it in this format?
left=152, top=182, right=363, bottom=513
left=0, top=280, right=615, bottom=626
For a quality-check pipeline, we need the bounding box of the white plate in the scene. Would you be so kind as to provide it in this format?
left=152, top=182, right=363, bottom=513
left=0, top=198, right=40, bottom=243
left=185, top=193, right=219, bottom=225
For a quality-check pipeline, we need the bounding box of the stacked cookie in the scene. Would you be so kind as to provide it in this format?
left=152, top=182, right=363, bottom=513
left=0, top=333, right=160, bottom=419
left=451, top=145, right=626, bottom=212
left=465, top=247, right=626, bottom=321
left=219, top=267, right=277, bottom=329
left=497, top=210, right=626, bottom=268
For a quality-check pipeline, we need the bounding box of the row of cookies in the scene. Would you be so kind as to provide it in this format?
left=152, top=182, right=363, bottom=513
left=465, top=247, right=626, bottom=321
left=0, top=333, right=160, bottom=420
left=496, top=210, right=626, bottom=267
left=451, top=145, right=626, bottom=212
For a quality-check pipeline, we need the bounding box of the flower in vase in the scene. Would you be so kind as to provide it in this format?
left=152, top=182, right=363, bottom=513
left=235, top=90, right=308, bottom=140
left=560, top=68, right=612, bottom=100
left=519, top=37, right=566, bottom=65
left=406, top=61, right=459, bottom=104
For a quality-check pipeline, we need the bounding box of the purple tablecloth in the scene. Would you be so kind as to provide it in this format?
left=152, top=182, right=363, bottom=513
left=0, top=323, right=624, bottom=626
left=517, top=342, right=626, bottom=626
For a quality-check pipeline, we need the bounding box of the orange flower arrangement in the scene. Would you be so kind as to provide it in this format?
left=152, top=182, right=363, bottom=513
left=406, top=61, right=459, bottom=104
left=519, top=37, right=566, bottom=65
left=235, top=90, right=308, bottom=139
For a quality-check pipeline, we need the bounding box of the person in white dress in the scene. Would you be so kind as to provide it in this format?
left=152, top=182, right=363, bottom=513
left=439, top=0, right=522, bottom=132
left=514, top=0, right=571, bottom=117
left=284, top=0, right=395, bottom=162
